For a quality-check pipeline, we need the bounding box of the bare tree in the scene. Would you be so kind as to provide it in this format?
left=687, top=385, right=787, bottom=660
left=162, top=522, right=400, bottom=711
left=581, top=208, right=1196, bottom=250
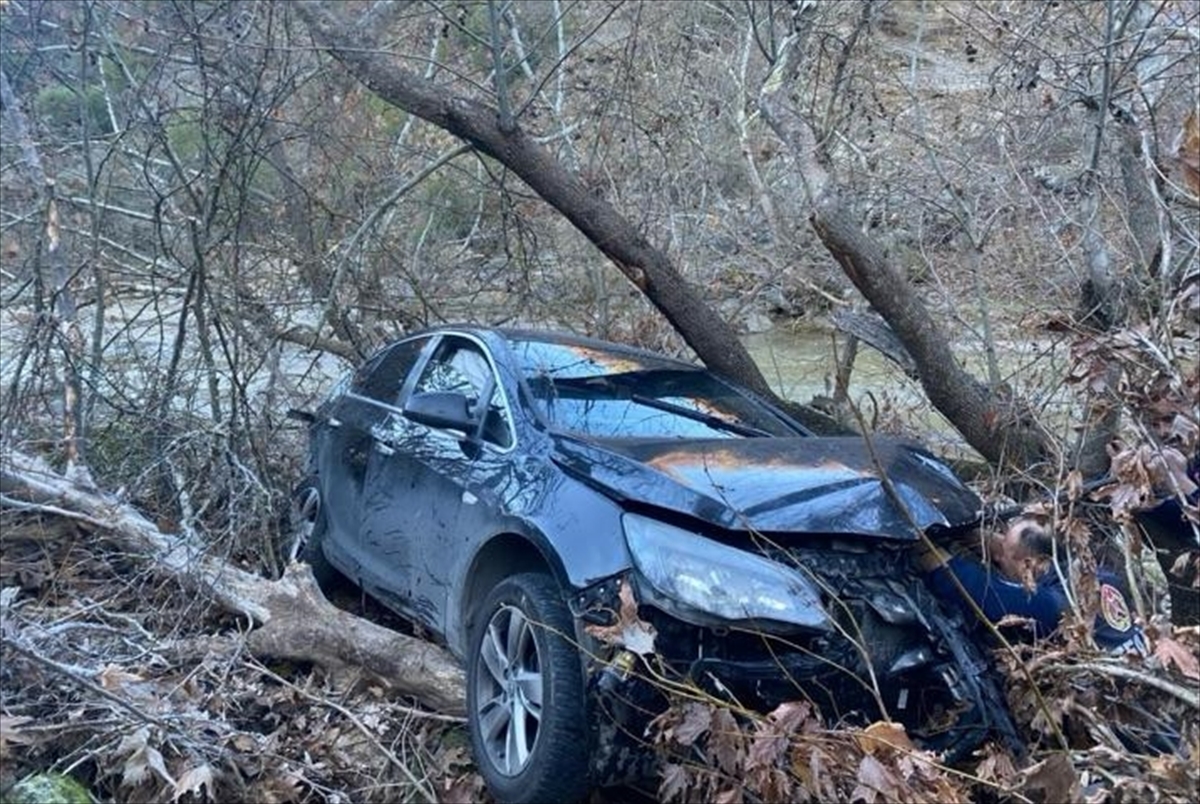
left=755, top=4, right=1051, bottom=469
left=750, top=0, right=1197, bottom=476
left=1, top=66, right=92, bottom=482
left=294, top=0, right=776, bottom=398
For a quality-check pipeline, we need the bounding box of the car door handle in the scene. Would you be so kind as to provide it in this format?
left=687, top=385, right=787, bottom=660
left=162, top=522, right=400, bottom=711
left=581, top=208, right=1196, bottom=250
left=374, top=441, right=395, bottom=456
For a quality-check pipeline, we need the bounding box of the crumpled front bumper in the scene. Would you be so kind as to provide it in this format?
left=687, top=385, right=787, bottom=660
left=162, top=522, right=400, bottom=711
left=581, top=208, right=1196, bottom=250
left=575, top=565, right=1015, bottom=783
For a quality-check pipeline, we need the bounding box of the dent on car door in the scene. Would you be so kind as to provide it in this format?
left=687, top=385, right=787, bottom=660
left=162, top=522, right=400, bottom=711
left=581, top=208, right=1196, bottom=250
left=361, top=336, right=517, bottom=634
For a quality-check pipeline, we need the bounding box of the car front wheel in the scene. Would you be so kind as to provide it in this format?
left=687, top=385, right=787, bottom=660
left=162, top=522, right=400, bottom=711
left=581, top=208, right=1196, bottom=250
left=467, top=572, right=590, bottom=804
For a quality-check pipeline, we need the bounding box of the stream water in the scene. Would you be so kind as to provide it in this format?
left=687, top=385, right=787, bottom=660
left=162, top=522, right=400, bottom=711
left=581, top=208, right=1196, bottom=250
left=744, top=326, right=905, bottom=405
left=742, top=324, right=1073, bottom=459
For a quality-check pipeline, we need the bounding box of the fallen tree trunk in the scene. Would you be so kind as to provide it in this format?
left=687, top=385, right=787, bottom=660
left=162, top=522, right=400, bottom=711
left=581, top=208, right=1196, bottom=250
left=0, top=447, right=467, bottom=715
left=295, top=0, right=776, bottom=401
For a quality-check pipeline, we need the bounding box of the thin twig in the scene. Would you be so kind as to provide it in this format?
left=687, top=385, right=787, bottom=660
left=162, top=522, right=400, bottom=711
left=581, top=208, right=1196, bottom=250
left=1, top=635, right=169, bottom=728
left=1047, top=660, right=1200, bottom=708
left=246, top=657, right=442, bottom=804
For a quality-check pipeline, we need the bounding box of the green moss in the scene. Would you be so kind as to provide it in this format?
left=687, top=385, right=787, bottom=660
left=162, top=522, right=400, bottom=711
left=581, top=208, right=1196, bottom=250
left=33, top=84, right=113, bottom=138
left=6, top=773, right=94, bottom=804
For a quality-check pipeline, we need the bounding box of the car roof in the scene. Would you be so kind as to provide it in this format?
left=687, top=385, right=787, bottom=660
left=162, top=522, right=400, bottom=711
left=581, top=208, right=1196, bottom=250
left=408, top=324, right=703, bottom=371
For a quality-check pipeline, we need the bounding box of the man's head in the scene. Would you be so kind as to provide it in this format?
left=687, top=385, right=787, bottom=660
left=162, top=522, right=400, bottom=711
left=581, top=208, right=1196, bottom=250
left=989, top=517, right=1054, bottom=580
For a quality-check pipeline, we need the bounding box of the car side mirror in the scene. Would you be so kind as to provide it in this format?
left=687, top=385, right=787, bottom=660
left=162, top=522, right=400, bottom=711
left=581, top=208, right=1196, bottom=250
left=285, top=407, right=317, bottom=424
left=404, top=391, right=477, bottom=434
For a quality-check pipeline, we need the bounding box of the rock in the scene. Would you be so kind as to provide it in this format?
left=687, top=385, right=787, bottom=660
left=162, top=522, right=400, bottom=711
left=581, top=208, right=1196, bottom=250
left=742, top=310, right=774, bottom=334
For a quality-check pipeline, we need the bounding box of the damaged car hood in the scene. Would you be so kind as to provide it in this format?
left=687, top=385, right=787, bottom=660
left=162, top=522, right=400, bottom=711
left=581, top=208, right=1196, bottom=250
left=551, top=435, right=981, bottom=539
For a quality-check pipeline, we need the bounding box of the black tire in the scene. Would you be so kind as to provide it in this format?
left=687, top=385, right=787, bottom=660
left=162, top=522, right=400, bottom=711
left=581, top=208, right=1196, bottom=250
left=467, top=572, right=591, bottom=804
left=290, top=480, right=338, bottom=588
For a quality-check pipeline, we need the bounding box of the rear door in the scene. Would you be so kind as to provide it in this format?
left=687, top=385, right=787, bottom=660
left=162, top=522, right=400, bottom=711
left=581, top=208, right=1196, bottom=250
left=322, top=337, right=431, bottom=573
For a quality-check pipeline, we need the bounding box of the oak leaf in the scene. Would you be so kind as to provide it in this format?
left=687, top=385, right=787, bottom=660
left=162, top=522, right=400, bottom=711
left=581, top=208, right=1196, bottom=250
left=708, top=707, right=744, bottom=774
left=1153, top=635, right=1200, bottom=679
left=850, top=754, right=901, bottom=803
left=172, top=763, right=214, bottom=802
left=671, top=702, right=712, bottom=747
left=583, top=580, right=657, bottom=655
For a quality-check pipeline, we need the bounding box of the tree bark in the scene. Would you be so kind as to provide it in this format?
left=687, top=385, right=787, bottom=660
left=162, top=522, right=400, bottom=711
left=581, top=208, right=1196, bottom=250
left=809, top=197, right=1051, bottom=468
left=294, top=1, right=774, bottom=398
left=757, top=29, right=1052, bottom=469
left=0, top=448, right=467, bottom=715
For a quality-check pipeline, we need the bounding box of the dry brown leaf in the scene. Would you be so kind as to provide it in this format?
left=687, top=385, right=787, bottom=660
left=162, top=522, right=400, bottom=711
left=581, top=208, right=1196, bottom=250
left=715, top=785, right=745, bottom=804
left=746, top=726, right=787, bottom=772
left=855, top=721, right=916, bottom=758
left=1148, top=752, right=1198, bottom=788
left=851, top=753, right=901, bottom=803
left=117, top=726, right=176, bottom=791
left=251, top=772, right=304, bottom=804
left=172, top=763, right=214, bottom=802
left=788, top=743, right=818, bottom=791
left=659, top=762, right=689, bottom=803
left=973, top=742, right=1019, bottom=786
left=708, top=707, right=744, bottom=774
left=671, top=701, right=712, bottom=747
left=583, top=579, right=657, bottom=655
left=439, top=771, right=485, bottom=804
left=768, top=700, right=818, bottom=734
left=1021, top=753, right=1081, bottom=804
left=1169, top=550, right=1197, bottom=580
left=230, top=733, right=256, bottom=752
left=98, top=664, right=145, bottom=691
left=1153, top=635, right=1200, bottom=679
left=0, top=714, right=35, bottom=759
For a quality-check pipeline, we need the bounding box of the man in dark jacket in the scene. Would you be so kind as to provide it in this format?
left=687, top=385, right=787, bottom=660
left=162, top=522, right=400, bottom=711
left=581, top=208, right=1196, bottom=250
left=916, top=518, right=1145, bottom=653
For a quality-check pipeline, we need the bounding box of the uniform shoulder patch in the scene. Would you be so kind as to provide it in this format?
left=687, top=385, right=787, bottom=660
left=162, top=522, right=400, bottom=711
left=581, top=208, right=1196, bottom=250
left=1099, top=583, right=1132, bottom=631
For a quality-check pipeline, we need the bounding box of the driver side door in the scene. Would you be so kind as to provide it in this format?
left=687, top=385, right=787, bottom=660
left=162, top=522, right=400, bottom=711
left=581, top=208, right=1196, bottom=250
left=359, top=334, right=515, bottom=634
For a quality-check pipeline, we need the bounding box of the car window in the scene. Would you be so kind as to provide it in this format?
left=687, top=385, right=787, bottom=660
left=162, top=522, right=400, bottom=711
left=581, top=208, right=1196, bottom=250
left=415, top=338, right=514, bottom=448
left=511, top=339, right=798, bottom=439
left=354, top=337, right=429, bottom=404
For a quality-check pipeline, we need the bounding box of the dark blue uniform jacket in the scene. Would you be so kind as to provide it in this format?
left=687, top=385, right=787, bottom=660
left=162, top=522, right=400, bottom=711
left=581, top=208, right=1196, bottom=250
left=926, top=556, right=1143, bottom=651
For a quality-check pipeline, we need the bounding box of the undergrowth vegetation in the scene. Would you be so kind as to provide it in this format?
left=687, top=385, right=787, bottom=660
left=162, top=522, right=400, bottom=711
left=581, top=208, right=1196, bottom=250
left=2, top=0, right=1198, bottom=801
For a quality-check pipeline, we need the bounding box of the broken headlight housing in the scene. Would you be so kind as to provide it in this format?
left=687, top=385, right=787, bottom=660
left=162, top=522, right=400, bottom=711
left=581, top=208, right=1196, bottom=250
left=622, top=513, right=831, bottom=631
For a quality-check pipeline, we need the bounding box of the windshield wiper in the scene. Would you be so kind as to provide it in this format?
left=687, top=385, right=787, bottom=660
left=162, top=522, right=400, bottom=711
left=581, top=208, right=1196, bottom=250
left=629, top=394, right=770, bottom=437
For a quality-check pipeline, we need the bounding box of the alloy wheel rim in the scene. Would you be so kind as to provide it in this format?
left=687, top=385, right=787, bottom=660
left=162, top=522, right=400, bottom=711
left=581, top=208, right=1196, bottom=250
left=290, top=487, right=320, bottom=561
left=474, top=603, right=545, bottom=776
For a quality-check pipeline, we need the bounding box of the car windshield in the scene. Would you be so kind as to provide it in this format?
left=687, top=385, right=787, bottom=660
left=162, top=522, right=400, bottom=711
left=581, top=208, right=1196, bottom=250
left=509, top=338, right=798, bottom=439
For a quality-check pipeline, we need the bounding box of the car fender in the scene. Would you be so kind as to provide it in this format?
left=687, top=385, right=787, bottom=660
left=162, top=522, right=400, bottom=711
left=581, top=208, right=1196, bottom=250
left=449, top=476, right=633, bottom=656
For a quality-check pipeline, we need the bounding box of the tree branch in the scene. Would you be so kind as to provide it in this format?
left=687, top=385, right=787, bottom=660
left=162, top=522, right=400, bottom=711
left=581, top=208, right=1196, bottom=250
left=295, top=0, right=774, bottom=397
left=1, top=446, right=467, bottom=714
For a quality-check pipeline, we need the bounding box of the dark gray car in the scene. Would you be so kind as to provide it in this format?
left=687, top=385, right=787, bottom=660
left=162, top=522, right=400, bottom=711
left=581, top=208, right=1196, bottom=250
left=291, top=326, right=1017, bottom=803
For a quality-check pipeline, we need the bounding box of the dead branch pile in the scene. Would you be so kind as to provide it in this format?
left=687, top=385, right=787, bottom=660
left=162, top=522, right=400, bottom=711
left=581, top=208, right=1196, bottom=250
left=1, top=449, right=482, bottom=803
left=644, top=631, right=1199, bottom=803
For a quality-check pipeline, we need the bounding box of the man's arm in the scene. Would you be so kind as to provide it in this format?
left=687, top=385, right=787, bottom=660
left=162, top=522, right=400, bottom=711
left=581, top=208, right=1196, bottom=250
left=1093, top=569, right=1145, bottom=652
left=920, top=552, right=1065, bottom=639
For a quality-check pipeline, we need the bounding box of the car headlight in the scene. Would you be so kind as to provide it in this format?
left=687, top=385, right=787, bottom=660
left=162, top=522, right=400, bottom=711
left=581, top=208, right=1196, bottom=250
left=622, top=513, right=831, bottom=631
